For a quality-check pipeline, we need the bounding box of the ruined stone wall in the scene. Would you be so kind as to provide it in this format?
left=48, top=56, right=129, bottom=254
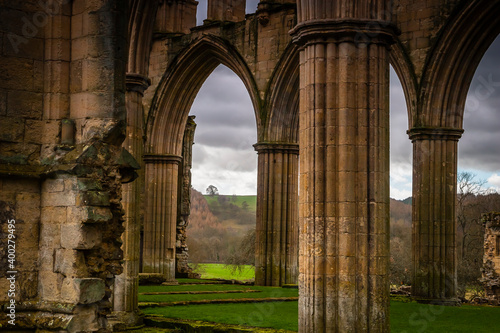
left=0, top=0, right=132, bottom=331
left=142, top=2, right=300, bottom=286
left=144, top=2, right=297, bottom=122
left=393, top=0, right=461, bottom=79
left=0, top=179, right=40, bottom=305
left=207, top=0, right=246, bottom=23
left=0, top=0, right=49, bottom=320
left=2, top=0, right=497, bottom=331
left=482, top=212, right=500, bottom=305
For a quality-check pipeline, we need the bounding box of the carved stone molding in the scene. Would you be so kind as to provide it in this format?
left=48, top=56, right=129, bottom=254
left=290, top=19, right=398, bottom=46
left=408, top=127, right=464, bottom=142
left=253, top=142, right=299, bottom=155
left=126, top=73, right=151, bottom=95
left=143, top=154, right=183, bottom=164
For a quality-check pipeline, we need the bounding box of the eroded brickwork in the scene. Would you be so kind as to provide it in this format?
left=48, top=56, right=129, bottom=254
left=0, top=0, right=132, bottom=331
left=482, top=212, right=500, bottom=305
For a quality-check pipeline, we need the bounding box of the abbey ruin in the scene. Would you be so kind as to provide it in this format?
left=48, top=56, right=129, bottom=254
left=1, top=0, right=499, bottom=331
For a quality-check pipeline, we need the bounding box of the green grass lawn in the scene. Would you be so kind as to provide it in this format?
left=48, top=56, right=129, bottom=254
left=142, top=296, right=500, bottom=332
left=140, top=268, right=500, bottom=332
left=140, top=284, right=255, bottom=293
left=204, top=195, right=257, bottom=212
left=138, top=285, right=297, bottom=303
left=390, top=301, right=500, bottom=332
left=143, top=301, right=298, bottom=331
left=191, top=263, right=255, bottom=281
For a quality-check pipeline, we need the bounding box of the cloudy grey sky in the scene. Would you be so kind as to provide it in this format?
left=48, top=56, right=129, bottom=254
left=190, top=3, right=500, bottom=199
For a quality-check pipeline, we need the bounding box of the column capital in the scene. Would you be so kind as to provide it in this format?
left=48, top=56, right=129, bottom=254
left=143, top=153, right=183, bottom=164
left=253, top=142, right=299, bottom=155
left=290, top=19, right=398, bottom=46
left=126, top=73, right=151, bottom=95
left=407, top=127, right=464, bottom=142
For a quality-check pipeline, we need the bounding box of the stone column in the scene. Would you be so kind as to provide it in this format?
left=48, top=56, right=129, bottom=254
left=142, top=154, right=182, bottom=282
left=176, top=116, right=197, bottom=277
left=409, top=127, right=463, bottom=304
left=291, top=4, right=395, bottom=330
left=112, top=74, right=150, bottom=323
left=254, top=143, right=299, bottom=286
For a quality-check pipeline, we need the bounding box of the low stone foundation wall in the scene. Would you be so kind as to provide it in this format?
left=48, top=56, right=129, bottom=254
left=481, top=212, right=500, bottom=305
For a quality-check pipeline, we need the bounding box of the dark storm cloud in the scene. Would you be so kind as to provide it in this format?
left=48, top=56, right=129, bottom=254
left=390, top=36, right=500, bottom=176
left=390, top=67, right=412, bottom=166
left=460, top=36, right=500, bottom=172
left=188, top=15, right=499, bottom=196
left=190, top=65, right=257, bottom=150
left=195, top=125, right=257, bottom=149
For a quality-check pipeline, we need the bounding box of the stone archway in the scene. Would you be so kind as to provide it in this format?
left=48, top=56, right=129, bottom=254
left=143, top=35, right=261, bottom=281
left=405, top=0, right=500, bottom=303
left=255, top=44, right=300, bottom=286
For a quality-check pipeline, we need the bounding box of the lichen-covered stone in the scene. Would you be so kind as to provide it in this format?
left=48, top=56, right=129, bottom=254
left=61, top=278, right=105, bottom=305
left=481, top=212, right=500, bottom=305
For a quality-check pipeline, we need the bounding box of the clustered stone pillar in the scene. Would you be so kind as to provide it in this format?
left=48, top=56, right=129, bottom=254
left=254, top=143, right=299, bottom=286
left=292, top=3, right=394, bottom=330
left=409, top=127, right=463, bottom=304
left=142, top=154, right=182, bottom=282
left=112, top=74, right=150, bottom=322
left=176, top=116, right=197, bottom=277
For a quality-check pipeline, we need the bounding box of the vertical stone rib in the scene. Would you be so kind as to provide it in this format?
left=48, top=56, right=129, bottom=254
left=409, top=128, right=462, bottom=304
left=113, top=74, right=150, bottom=317
left=292, top=3, right=395, bottom=329
left=44, top=7, right=71, bottom=121
left=297, top=0, right=391, bottom=22
left=143, top=154, right=181, bottom=281
left=254, top=143, right=299, bottom=286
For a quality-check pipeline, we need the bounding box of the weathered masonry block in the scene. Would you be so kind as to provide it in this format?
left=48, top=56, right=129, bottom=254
left=482, top=212, right=500, bottom=305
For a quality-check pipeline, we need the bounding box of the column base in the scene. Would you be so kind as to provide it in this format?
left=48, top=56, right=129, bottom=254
left=107, top=310, right=144, bottom=331
left=139, top=273, right=176, bottom=285
left=414, top=297, right=461, bottom=306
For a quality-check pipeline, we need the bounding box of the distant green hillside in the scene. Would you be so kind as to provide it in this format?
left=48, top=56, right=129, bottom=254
left=401, top=197, right=412, bottom=205
left=204, top=195, right=257, bottom=213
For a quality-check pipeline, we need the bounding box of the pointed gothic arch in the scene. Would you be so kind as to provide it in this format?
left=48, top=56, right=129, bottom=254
left=390, top=41, right=418, bottom=129
left=418, top=0, right=500, bottom=129
left=254, top=44, right=300, bottom=286
left=261, top=44, right=300, bottom=144
left=406, top=0, right=500, bottom=303
left=146, top=35, right=261, bottom=156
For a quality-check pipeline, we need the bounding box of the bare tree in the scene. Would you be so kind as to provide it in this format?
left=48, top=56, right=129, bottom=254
left=457, top=172, right=487, bottom=260
left=206, top=184, right=219, bottom=196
